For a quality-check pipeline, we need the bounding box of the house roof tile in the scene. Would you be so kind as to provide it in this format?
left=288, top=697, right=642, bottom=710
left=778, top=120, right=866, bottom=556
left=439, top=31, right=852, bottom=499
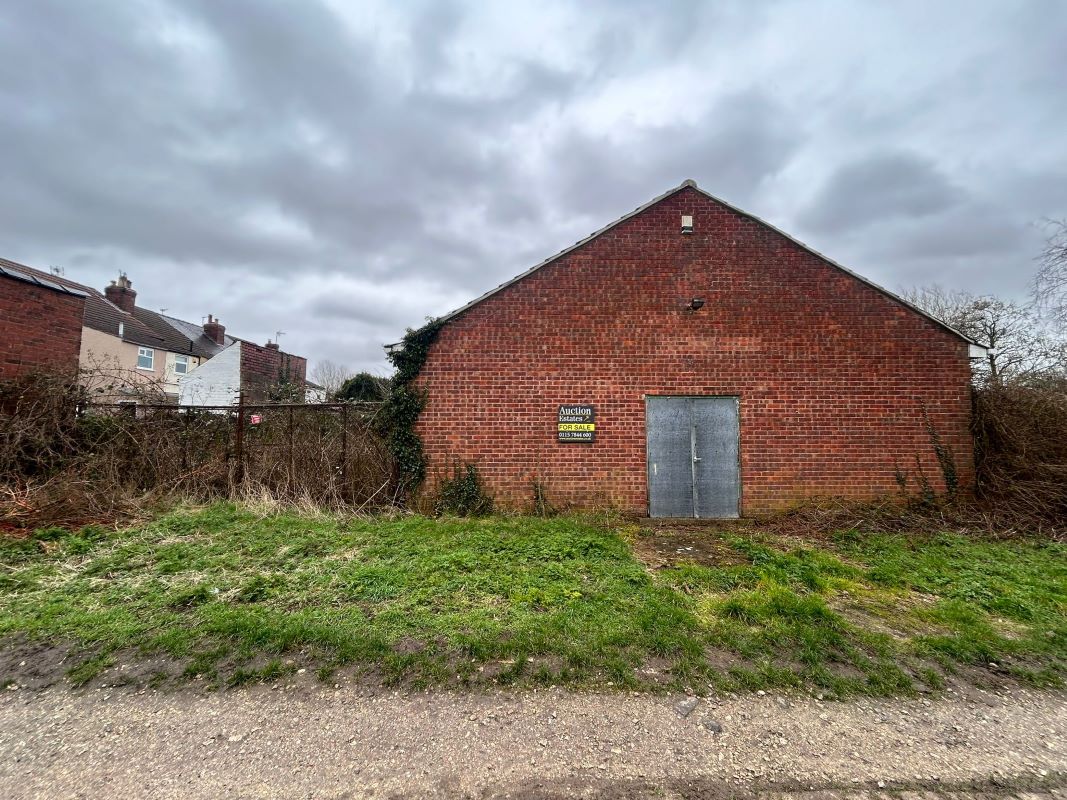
left=131, top=308, right=234, bottom=359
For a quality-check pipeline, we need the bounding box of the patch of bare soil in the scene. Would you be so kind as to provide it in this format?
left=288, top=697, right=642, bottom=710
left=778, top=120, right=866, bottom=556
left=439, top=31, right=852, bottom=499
left=0, top=636, right=77, bottom=690
left=629, top=521, right=750, bottom=569
left=0, top=638, right=610, bottom=695
left=635, top=656, right=675, bottom=686
left=702, top=647, right=747, bottom=673
left=99, top=654, right=186, bottom=688
left=0, top=632, right=1047, bottom=699
left=393, top=635, right=426, bottom=655
left=0, top=638, right=193, bottom=692
left=940, top=660, right=1052, bottom=696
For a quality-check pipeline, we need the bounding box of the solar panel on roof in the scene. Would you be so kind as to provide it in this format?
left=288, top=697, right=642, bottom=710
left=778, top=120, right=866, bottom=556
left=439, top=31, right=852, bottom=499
left=0, top=263, right=88, bottom=296
left=35, top=276, right=66, bottom=292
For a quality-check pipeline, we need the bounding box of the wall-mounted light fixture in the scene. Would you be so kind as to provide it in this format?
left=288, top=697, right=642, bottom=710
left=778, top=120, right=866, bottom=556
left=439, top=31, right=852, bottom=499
left=688, top=297, right=705, bottom=312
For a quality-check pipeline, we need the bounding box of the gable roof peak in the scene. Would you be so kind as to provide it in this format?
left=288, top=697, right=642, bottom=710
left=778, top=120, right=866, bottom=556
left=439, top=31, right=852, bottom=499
left=391, top=180, right=985, bottom=350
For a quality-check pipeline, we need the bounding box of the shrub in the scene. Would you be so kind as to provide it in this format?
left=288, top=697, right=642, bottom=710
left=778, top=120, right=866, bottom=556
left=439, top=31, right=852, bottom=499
left=973, top=378, right=1067, bottom=526
left=338, top=373, right=390, bottom=403
left=435, top=463, right=493, bottom=517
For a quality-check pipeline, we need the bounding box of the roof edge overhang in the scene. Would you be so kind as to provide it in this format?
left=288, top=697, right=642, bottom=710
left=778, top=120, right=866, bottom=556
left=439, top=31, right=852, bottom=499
left=384, top=179, right=987, bottom=353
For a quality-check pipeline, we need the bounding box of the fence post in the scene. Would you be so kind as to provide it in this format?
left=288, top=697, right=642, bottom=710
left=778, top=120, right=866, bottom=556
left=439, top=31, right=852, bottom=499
left=341, top=403, right=349, bottom=500
left=182, top=406, right=191, bottom=474
left=234, top=391, right=245, bottom=485
left=288, top=405, right=295, bottom=493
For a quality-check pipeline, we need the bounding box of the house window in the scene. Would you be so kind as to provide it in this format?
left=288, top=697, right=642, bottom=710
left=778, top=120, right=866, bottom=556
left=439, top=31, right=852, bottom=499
left=174, top=355, right=189, bottom=375
left=137, top=347, right=154, bottom=370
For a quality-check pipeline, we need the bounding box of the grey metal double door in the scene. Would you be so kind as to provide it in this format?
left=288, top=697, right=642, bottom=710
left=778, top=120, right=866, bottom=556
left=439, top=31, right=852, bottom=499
left=646, top=396, right=740, bottom=518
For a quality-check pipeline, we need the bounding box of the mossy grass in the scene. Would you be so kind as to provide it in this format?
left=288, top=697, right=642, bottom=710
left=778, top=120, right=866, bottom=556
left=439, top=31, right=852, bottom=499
left=658, top=530, right=1066, bottom=694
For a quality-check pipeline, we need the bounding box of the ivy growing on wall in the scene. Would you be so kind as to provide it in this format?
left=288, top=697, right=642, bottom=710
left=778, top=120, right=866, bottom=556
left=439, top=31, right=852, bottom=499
left=378, top=318, right=444, bottom=496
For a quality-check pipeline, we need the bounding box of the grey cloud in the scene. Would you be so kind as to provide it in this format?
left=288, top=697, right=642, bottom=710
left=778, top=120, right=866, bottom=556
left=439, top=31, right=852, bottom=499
left=798, top=152, right=964, bottom=235
left=307, top=293, right=409, bottom=326
left=852, top=205, right=1031, bottom=296
left=793, top=150, right=1066, bottom=301
left=1, top=0, right=1065, bottom=373
left=0, top=0, right=576, bottom=286
left=880, top=206, right=1024, bottom=261
left=548, top=90, right=801, bottom=220
left=584, top=0, right=777, bottom=75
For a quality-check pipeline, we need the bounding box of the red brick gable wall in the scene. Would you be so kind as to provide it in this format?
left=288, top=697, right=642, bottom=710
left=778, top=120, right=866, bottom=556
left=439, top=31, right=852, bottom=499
left=415, top=186, right=974, bottom=514
left=239, top=342, right=307, bottom=402
left=0, top=275, right=85, bottom=379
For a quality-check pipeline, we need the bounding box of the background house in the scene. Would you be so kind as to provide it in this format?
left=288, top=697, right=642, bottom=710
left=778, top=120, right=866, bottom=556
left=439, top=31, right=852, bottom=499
left=405, top=180, right=986, bottom=517
left=78, top=275, right=211, bottom=399
left=178, top=334, right=307, bottom=406
left=0, top=259, right=86, bottom=379
left=0, top=258, right=308, bottom=404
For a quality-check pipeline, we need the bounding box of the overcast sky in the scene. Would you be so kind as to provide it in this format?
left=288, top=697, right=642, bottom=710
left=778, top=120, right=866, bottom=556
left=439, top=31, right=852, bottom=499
left=2, top=1, right=1065, bottom=374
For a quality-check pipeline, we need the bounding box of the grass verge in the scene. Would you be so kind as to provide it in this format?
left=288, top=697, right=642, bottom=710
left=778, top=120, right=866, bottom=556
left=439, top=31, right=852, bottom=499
left=653, top=528, right=1066, bottom=694
left=0, top=504, right=1063, bottom=694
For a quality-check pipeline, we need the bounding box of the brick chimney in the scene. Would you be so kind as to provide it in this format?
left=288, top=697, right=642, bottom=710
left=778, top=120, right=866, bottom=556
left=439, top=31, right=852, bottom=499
left=203, top=314, right=226, bottom=345
left=104, top=273, right=136, bottom=313
left=265, top=340, right=279, bottom=352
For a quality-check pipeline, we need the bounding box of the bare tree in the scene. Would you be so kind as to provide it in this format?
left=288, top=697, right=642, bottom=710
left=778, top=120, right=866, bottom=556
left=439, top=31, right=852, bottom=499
left=309, top=359, right=353, bottom=397
left=903, top=285, right=1066, bottom=383
left=1034, top=219, right=1067, bottom=331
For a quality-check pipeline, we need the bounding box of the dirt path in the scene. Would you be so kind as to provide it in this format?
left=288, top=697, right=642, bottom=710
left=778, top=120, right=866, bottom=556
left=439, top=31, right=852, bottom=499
left=1, top=680, right=1064, bottom=799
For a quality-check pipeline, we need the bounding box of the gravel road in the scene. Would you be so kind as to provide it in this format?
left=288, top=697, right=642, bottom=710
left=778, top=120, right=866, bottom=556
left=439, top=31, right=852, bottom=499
left=1, top=679, right=1064, bottom=799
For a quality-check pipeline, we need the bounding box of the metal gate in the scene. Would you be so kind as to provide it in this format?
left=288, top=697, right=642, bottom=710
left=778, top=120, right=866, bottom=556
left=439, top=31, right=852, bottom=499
left=646, top=396, right=740, bottom=518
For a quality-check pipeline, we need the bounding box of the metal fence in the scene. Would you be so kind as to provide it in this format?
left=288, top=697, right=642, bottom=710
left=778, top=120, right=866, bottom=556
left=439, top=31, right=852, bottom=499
left=78, top=399, right=394, bottom=507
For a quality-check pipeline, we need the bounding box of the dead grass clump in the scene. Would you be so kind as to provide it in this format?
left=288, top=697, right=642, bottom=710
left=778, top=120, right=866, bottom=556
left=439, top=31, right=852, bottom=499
left=751, top=497, right=966, bottom=539
left=752, top=495, right=1064, bottom=542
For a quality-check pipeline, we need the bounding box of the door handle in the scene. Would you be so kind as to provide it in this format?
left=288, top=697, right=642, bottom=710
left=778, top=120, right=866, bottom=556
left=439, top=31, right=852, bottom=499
left=692, top=456, right=702, bottom=462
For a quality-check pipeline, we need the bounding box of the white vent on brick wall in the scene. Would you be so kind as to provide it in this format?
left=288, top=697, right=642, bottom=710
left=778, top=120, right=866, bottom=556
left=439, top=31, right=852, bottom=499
left=681, top=215, right=694, bottom=234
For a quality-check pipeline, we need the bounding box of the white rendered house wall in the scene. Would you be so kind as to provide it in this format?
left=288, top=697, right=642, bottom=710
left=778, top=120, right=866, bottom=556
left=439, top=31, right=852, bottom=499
left=178, top=342, right=241, bottom=406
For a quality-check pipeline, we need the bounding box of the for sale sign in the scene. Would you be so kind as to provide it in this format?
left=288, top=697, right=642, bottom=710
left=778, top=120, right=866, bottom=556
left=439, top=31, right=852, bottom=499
left=558, top=404, right=595, bottom=443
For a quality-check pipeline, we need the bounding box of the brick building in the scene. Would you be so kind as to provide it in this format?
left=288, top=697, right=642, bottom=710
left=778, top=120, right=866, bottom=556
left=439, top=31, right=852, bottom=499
left=239, top=340, right=307, bottom=401
left=406, top=180, right=985, bottom=517
left=0, top=260, right=86, bottom=379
